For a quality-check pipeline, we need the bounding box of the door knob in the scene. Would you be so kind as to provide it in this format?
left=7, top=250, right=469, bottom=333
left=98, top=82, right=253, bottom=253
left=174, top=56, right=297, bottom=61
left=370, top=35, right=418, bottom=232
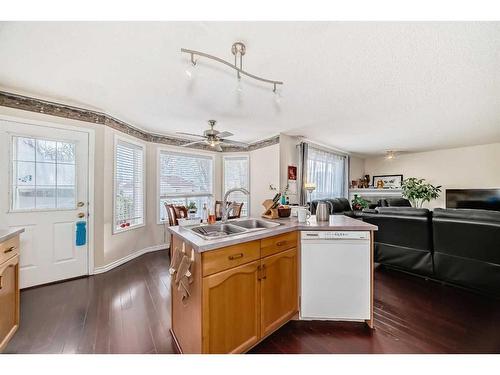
left=77, top=201, right=85, bottom=207
left=78, top=212, right=85, bottom=218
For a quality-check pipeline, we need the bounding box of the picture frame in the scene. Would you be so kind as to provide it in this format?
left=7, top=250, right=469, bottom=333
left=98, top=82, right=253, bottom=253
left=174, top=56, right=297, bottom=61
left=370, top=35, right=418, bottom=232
left=372, top=174, right=403, bottom=189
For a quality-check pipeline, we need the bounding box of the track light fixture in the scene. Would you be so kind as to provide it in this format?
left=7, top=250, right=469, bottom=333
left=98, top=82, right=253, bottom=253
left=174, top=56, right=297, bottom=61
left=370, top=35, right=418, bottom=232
left=181, top=42, right=284, bottom=95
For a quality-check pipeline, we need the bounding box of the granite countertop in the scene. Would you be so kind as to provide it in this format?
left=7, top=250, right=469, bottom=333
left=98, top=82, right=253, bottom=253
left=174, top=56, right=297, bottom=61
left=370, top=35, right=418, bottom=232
left=0, top=228, right=25, bottom=243
left=168, top=215, right=377, bottom=252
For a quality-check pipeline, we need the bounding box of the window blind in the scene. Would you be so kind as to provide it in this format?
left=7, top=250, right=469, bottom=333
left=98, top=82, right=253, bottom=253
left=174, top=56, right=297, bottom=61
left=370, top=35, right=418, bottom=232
left=114, top=140, right=144, bottom=231
left=223, top=156, right=250, bottom=217
left=159, top=151, right=213, bottom=221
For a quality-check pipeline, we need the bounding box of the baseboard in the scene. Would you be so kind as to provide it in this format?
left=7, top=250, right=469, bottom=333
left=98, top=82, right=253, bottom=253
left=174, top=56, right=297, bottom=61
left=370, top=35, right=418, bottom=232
left=93, top=244, right=169, bottom=274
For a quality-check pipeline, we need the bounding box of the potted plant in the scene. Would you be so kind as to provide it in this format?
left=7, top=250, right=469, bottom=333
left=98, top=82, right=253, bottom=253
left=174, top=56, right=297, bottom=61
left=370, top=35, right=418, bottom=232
left=401, top=177, right=442, bottom=207
left=351, top=194, right=369, bottom=211
left=187, top=201, right=198, bottom=218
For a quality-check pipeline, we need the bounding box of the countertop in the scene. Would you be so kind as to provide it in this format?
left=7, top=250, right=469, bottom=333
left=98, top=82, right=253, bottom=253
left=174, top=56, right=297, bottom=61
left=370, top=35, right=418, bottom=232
left=0, top=228, right=25, bottom=243
left=168, top=215, right=377, bottom=252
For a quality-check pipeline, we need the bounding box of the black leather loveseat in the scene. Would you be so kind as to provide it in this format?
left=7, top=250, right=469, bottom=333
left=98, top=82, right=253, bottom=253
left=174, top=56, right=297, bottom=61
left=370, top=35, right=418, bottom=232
left=361, top=207, right=500, bottom=297
left=361, top=207, right=434, bottom=276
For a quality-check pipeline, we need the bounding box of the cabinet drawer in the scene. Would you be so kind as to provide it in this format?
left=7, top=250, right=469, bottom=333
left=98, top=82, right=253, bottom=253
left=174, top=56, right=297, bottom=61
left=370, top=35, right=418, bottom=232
left=0, top=236, right=19, bottom=265
left=202, top=240, right=260, bottom=277
left=261, top=231, right=298, bottom=258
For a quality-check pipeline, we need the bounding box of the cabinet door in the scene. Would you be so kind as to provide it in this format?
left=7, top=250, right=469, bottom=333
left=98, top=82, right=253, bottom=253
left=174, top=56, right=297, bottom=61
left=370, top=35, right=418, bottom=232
left=202, top=260, right=261, bottom=354
left=261, top=248, right=298, bottom=337
left=0, top=255, right=20, bottom=352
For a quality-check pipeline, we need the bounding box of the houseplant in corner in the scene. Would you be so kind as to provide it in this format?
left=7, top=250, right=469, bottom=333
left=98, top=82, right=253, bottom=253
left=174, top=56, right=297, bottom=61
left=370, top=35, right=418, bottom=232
left=401, top=177, right=442, bottom=207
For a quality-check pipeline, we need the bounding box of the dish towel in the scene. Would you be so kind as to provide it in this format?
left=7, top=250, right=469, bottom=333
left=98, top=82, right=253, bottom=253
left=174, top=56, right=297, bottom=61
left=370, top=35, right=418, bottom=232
left=169, top=243, right=185, bottom=275
left=176, top=250, right=195, bottom=302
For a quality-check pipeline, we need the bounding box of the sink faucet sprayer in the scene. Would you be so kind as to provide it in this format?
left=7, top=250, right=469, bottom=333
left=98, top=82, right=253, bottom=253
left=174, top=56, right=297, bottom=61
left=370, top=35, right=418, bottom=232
left=221, top=187, right=250, bottom=223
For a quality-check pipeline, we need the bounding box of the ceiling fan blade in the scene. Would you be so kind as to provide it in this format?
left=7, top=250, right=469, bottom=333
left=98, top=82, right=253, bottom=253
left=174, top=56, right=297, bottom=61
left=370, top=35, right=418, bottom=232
left=182, top=140, right=205, bottom=147
left=220, top=139, right=250, bottom=147
left=217, top=131, right=234, bottom=138
left=176, top=132, right=207, bottom=139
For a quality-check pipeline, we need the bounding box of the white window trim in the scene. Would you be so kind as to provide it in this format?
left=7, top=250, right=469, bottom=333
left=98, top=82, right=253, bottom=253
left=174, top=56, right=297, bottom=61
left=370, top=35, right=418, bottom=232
left=222, top=153, right=250, bottom=217
left=113, top=134, right=146, bottom=234
left=156, top=146, right=216, bottom=224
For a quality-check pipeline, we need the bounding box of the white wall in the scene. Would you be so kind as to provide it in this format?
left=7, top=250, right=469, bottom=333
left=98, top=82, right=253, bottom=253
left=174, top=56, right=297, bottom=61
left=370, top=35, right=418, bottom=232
left=279, top=134, right=299, bottom=204
left=249, top=144, right=280, bottom=217
left=364, top=143, right=500, bottom=208
left=349, top=156, right=365, bottom=183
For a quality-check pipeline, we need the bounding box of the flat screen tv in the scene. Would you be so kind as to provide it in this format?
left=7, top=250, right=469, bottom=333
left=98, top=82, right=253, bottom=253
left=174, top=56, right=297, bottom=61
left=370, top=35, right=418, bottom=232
left=446, top=189, right=500, bottom=211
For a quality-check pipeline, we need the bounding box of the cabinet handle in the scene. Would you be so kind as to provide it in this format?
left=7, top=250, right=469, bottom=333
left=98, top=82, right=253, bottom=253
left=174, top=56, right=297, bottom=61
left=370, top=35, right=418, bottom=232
left=276, top=241, right=286, bottom=246
left=262, top=264, right=267, bottom=280
left=4, top=246, right=15, bottom=254
left=228, top=253, right=243, bottom=260
left=257, top=265, right=262, bottom=281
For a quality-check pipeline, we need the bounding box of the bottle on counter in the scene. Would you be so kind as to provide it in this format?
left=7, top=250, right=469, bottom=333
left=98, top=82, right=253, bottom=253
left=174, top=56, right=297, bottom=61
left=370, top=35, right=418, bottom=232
left=202, top=203, right=208, bottom=223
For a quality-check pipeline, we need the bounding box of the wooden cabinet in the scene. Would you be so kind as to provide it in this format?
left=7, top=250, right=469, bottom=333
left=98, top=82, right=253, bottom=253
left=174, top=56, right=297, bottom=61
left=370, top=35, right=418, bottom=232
left=261, top=231, right=297, bottom=258
left=260, top=248, right=298, bottom=337
left=171, top=232, right=299, bottom=354
left=202, top=260, right=261, bottom=354
left=202, top=241, right=260, bottom=277
left=0, top=253, right=20, bottom=352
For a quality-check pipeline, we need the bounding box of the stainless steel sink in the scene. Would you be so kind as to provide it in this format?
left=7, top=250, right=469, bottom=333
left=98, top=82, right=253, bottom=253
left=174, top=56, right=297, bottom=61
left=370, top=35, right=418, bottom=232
left=187, top=219, right=281, bottom=240
left=231, top=219, right=281, bottom=230
left=190, top=223, right=247, bottom=240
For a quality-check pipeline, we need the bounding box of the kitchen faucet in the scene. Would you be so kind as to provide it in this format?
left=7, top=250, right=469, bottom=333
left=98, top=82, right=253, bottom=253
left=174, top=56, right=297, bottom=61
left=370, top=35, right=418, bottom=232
left=221, top=187, right=250, bottom=223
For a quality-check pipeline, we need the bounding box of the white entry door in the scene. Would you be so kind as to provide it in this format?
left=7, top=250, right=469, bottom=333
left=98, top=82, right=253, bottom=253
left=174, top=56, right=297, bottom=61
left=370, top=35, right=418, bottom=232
left=0, top=119, right=90, bottom=288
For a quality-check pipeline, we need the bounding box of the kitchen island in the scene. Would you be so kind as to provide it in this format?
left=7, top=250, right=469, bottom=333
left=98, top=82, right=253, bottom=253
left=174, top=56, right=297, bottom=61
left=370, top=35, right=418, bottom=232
left=168, top=215, right=377, bottom=354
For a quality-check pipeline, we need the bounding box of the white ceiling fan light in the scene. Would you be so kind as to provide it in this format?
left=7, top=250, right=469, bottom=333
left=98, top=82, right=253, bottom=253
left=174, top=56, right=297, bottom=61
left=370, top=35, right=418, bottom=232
left=385, top=150, right=397, bottom=160
left=177, top=120, right=249, bottom=152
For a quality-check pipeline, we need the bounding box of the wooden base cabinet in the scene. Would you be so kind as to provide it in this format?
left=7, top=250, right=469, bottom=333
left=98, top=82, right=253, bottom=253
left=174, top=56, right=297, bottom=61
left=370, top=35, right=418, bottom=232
left=202, top=260, right=261, bottom=354
left=0, top=254, right=20, bottom=352
left=171, top=232, right=299, bottom=354
left=261, top=248, right=298, bottom=337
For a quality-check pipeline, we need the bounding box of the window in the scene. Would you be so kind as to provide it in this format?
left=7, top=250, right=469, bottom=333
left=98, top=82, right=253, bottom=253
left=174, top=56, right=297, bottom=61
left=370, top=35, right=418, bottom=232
left=223, top=155, right=250, bottom=217
left=114, top=138, right=145, bottom=233
left=11, top=136, right=76, bottom=211
left=159, top=151, right=213, bottom=222
left=307, top=146, right=347, bottom=201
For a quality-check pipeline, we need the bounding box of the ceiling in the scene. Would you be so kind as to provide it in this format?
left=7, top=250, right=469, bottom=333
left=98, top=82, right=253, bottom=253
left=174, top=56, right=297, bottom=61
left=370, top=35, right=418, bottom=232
left=1, top=21, right=500, bottom=155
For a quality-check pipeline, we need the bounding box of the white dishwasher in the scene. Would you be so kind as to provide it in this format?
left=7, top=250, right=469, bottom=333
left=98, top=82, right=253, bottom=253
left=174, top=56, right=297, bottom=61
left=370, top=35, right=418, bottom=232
left=300, top=230, right=371, bottom=321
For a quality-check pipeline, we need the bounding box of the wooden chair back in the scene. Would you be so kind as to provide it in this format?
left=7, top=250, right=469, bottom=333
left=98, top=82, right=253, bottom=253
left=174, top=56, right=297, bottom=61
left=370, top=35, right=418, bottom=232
left=165, top=203, right=188, bottom=226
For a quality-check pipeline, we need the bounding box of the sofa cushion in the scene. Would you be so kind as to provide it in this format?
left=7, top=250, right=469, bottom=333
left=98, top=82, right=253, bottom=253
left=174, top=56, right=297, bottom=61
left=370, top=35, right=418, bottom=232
left=386, top=198, right=412, bottom=207
left=433, top=208, right=500, bottom=223
left=376, top=207, right=430, bottom=217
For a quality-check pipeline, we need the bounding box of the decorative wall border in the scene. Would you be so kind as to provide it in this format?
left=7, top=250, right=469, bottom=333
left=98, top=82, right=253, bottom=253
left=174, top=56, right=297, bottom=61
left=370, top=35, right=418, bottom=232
left=0, top=90, right=279, bottom=152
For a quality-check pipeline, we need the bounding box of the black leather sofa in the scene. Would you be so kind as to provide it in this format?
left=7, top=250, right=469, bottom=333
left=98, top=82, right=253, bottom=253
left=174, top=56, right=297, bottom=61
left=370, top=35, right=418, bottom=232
left=432, top=208, right=500, bottom=297
left=310, top=198, right=355, bottom=217
left=362, top=207, right=434, bottom=276
left=361, top=207, right=500, bottom=297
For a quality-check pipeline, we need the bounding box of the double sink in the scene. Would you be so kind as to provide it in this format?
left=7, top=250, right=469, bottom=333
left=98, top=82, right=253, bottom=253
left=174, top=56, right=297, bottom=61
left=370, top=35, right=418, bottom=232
left=188, top=219, right=281, bottom=240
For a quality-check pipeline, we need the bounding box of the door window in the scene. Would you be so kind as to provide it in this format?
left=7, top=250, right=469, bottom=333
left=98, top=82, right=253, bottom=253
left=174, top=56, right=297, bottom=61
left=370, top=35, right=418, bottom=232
left=11, top=136, right=76, bottom=210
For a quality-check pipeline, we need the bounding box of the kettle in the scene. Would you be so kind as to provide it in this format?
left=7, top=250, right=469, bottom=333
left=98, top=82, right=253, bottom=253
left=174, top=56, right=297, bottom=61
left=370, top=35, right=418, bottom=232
left=316, top=201, right=333, bottom=221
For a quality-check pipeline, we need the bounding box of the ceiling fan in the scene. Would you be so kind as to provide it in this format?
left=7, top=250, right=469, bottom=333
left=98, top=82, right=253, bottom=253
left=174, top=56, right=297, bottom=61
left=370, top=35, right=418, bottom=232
left=177, top=120, right=249, bottom=152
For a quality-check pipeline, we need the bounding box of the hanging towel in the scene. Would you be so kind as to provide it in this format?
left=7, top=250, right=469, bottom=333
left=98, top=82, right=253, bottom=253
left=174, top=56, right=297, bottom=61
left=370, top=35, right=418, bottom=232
left=175, top=251, right=195, bottom=302
left=169, top=243, right=185, bottom=275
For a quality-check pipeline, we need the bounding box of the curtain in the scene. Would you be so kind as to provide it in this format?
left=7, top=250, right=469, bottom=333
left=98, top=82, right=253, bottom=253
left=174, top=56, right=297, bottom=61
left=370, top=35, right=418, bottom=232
left=306, top=145, right=347, bottom=201
left=298, top=142, right=309, bottom=205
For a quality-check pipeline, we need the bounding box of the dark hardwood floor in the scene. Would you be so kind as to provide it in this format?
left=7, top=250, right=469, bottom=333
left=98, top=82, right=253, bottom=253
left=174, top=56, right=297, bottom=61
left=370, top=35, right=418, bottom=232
left=4, top=250, right=500, bottom=354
